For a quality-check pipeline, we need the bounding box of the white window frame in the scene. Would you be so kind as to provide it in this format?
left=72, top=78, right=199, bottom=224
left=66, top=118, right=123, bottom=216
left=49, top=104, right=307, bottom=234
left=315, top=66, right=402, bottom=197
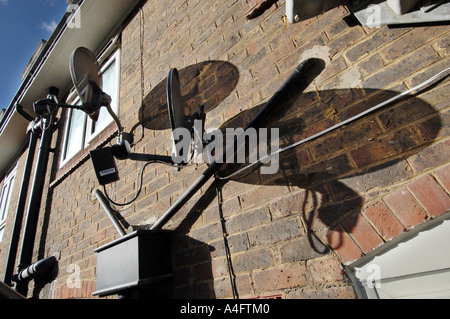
left=347, top=212, right=450, bottom=299
left=60, top=49, right=121, bottom=167
left=0, top=166, right=17, bottom=242
left=85, top=49, right=121, bottom=144
left=60, top=97, right=86, bottom=166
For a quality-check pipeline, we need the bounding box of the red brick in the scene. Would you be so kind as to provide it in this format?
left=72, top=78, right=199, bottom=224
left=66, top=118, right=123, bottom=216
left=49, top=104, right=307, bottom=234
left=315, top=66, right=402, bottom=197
left=384, top=188, right=428, bottom=228
left=308, top=257, right=344, bottom=284
left=226, top=207, right=271, bottom=234
left=193, top=262, right=214, bottom=282
left=247, top=217, right=305, bottom=246
left=211, top=257, right=228, bottom=278
left=246, top=0, right=277, bottom=19
left=408, top=139, right=450, bottom=173
left=239, top=185, right=289, bottom=210
left=248, top=0, right=264, bottom=7
left=54, top=286, right=62, bottom=299
left=350, top=127, right=421, bottom=168
left=253, top=263, right=309, bottom=292
left=363, top=200, right=405, bottom=240
left=269, top=191, right=313, bottom=219
left=363, top=46, right=439, bottom=89
left=380, top=25, right=448, bottom=62
left=60, top=284, right=69, bottom=299
left=327, top=26, right=366, bottom=58
left=214, top=274, right=252, bottom=299
left=357, top=54, right=385, bottom=75
left=280, top=236, right=329, bottom=263
left=342, top=213, right=384, bottom=253
left=435, top=164, right=450, bottom=194
left=408, top=174, right=450, bottom=217
left=288, top=285, right=356, bottom=299
left=326, top=226, right=363, bottom=264
left=310, top=119, right=382, bottom=161
left=88, top=281, right=95, bottom=298
left=345, top=27, right=406, bottom=63
left=232, top=248, right=274, bottom=273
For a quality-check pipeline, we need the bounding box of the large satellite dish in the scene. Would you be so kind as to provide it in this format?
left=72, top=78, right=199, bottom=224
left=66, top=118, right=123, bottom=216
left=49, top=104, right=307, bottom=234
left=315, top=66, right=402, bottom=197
left=70, top=47, right=104, bottom=121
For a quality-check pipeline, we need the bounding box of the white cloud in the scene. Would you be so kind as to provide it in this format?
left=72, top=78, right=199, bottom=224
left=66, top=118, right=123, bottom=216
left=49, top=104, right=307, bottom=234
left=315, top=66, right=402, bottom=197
left=0, top=0, right=9, bottom=6
left=41, top=20, right=58, bottom=33
left=44, top=0, right=57, bottom=6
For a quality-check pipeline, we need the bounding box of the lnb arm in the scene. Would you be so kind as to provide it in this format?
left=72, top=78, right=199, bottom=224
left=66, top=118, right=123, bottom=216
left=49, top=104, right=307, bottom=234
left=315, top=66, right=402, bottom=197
left=110, top=140, right=175, bottom=164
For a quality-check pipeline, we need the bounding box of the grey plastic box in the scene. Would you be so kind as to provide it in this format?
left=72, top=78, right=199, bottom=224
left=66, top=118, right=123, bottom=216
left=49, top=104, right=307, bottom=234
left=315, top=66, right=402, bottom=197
left=93, top=230, right=172, bottom=297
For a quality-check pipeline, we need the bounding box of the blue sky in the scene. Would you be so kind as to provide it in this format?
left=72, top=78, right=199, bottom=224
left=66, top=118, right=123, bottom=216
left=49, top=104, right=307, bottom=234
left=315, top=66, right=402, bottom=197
left=0, top=0, right=68, bottom=110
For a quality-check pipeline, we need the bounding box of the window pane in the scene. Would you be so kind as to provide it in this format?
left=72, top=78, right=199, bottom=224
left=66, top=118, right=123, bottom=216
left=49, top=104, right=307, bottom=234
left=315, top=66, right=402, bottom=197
left=0, top=174, right=14, bottom=223
left=0, top=183, right=10, bottom=222
left=64, top=108, right=85, bottom=160
left=0, top=169, right=16, bottom=242
left=61, top=49, right=120, bottom=165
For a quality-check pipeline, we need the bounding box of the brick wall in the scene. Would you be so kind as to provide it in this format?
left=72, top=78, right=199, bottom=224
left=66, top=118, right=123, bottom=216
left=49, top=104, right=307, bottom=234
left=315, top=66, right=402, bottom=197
left=0, top=0, right=448, bottom=299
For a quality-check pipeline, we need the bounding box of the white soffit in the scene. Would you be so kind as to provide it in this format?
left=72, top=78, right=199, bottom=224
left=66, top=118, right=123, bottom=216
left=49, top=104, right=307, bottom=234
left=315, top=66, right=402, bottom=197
left=19, top=0, right=140, bottom=114
left=0, top=0, right=140, bottom=176
left=349, top=213, right=450, bottom=299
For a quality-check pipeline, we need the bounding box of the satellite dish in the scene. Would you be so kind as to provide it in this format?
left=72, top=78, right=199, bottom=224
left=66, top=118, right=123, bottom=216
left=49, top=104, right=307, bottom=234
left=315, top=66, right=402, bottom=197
left=70, top=47, right=104, bottom=121
left=167, top=68, right=192, bottom=165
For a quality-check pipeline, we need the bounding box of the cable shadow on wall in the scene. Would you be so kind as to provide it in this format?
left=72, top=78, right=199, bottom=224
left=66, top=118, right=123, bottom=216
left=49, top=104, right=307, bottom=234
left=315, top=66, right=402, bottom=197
left=174, top=66, right=444, bottom=266
left=128, top=57, right=443, bottom=297
left=215, top=83, right=443, bottom=254
left=164, top=58, right=443, bottom=297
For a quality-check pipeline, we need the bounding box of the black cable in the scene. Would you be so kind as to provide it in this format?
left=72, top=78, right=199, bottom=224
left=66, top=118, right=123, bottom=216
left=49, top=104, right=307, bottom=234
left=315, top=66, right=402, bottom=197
left=103, top=158, right=181, bottom=206
left=102, top=161, right=152, bottom=207
left=216, top=67, right=450, bottom=181
left=215, top=181, right=239, bottom=299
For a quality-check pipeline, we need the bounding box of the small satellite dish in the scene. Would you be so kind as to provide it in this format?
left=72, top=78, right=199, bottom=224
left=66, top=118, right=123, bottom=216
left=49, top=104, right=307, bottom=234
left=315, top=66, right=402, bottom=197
left=167, top=68, right=192, bottom=165
left=70, top=47, right=104, bottom=121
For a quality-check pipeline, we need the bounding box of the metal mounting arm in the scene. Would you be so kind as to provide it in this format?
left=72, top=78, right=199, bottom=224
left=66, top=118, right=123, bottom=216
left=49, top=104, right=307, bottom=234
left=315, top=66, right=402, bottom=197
left=128, top=153, right=175, bottom=164
left=110, top=140, right=174, bottom=164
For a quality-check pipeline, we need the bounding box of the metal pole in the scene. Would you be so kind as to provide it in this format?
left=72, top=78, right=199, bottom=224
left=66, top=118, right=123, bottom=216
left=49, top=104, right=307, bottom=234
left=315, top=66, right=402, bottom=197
left=94, top=189, right=127, bottom=237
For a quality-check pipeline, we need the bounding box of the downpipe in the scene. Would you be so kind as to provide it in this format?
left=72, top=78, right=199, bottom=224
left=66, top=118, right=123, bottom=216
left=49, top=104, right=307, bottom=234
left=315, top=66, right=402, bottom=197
left=15, top=111, right=56, bottom=296
left=3, top=114, right=40, bottom=286
left=12, top=256, right=57, bottom=285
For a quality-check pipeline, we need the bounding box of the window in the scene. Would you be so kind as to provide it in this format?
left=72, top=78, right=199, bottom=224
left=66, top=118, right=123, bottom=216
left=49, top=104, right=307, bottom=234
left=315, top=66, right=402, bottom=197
left=347, top=213, right=450, bottom=299
left=60, top=49, right=120, bottom=166
left=0, top=167, right=16, bottom=242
